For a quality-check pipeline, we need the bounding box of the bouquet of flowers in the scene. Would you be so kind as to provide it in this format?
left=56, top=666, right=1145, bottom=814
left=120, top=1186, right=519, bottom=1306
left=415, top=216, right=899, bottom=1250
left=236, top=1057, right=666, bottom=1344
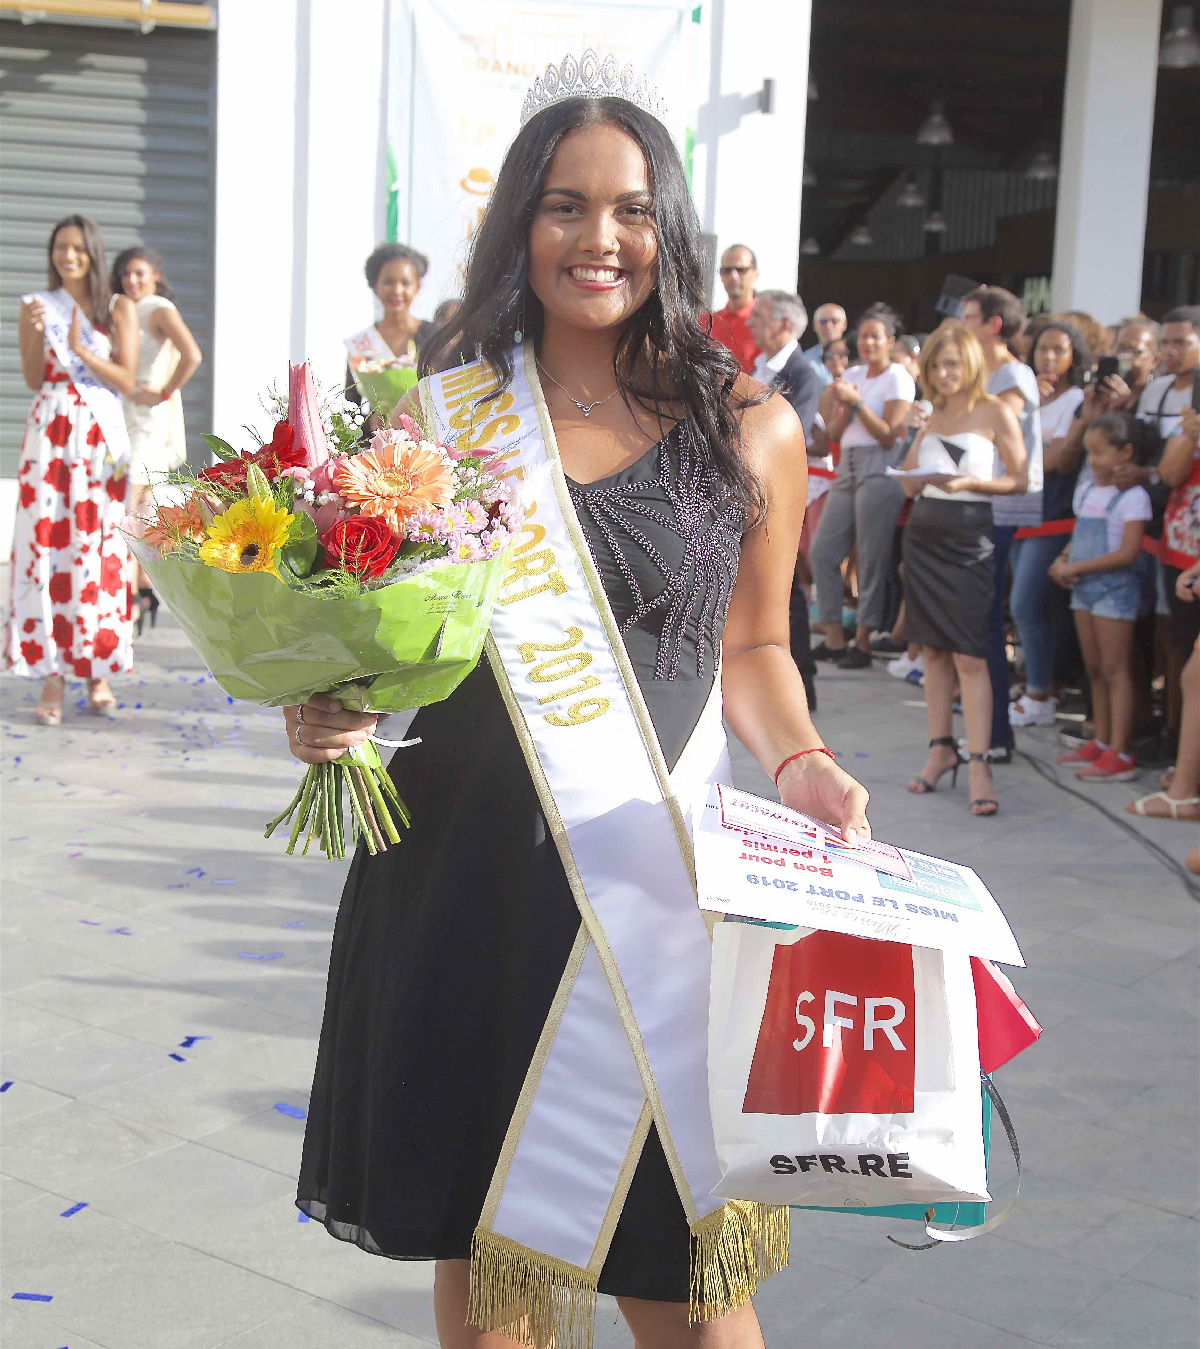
left=348, top=353, right=419, bottom=422
left=126, top=363, right=521, bottom=860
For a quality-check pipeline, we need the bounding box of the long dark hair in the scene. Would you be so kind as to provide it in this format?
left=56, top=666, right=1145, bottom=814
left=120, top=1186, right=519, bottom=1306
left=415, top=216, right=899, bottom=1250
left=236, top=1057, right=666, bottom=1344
left=1026, top=319, right=1092, bottom=390
left=47, top=214, right=110, bottom=329
left=423, top=97, right=764, bottom=520
left=110, top=245, right=175, bottom=301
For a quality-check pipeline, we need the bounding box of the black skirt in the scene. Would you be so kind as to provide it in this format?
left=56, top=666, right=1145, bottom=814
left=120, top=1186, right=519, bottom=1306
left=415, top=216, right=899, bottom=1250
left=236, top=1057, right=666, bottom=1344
left=901, top=496, right=995, bottom=659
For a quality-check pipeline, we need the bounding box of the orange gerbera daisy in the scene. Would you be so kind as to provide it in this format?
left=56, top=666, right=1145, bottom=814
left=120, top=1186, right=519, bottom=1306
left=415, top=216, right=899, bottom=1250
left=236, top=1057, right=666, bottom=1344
left=144, top=501, right=208, bottom=554
left=333, top=440, right=455, bottom=534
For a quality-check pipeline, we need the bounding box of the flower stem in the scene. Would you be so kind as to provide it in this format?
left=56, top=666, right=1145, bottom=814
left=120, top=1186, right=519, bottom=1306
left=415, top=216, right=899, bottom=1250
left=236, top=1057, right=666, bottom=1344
left=342, top=762, right=378, bottom=855
left=361, top=764, right=401, bottom=845
left=287, top=768, right=319, bottom=855
left=350, top=765, right=387, bottom=853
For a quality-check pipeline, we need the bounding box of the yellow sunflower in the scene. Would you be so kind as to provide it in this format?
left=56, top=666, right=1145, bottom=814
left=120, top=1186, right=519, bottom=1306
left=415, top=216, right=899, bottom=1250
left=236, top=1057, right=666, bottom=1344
left=198, top=497, right=293, bottom=577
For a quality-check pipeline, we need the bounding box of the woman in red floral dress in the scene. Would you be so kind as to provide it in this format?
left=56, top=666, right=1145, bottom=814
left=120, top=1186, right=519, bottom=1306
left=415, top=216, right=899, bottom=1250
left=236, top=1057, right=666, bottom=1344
left=7, top=216, right=139, bottom=724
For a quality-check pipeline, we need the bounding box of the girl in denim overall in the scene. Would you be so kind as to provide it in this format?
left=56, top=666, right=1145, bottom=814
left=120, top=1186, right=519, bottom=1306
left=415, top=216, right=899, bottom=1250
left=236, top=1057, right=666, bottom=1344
left=1051, top=412, right=1153, bottom=782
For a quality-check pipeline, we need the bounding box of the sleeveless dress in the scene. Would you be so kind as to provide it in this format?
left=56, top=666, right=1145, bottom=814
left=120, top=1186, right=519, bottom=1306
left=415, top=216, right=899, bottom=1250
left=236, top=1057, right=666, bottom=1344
left=297, top=421, right=745, bottom=1302
left=5, top=345, right=133, bottom=680
left=124, top=294, right=187, bottom=486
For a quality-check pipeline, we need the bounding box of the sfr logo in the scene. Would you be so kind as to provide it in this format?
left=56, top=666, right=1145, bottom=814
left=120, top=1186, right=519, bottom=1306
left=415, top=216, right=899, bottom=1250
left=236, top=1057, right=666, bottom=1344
left=743, top=930, right=916, bottom=1116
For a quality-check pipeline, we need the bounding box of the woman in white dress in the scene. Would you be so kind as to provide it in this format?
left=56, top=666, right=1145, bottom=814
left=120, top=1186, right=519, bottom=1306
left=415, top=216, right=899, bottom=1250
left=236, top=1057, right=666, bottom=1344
left=111, top=246, right=203, bottom=626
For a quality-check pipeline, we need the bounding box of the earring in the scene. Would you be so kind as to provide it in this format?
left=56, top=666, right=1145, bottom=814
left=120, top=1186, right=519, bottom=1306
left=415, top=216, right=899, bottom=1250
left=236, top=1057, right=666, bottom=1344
left=513, top=292, right=527, bottom=346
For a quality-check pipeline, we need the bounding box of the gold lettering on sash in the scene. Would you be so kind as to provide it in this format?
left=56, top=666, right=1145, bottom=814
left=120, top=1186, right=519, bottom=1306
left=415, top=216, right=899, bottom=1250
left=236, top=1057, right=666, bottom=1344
left=515, top=624, right=611, bottom=723
left=498, top=573, right=569, bottom=606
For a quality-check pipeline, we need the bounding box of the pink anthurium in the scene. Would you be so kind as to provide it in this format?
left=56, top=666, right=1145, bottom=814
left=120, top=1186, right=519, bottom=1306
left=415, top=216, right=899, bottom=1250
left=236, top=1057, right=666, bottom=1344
left=288, top=361, right=331, bottom=467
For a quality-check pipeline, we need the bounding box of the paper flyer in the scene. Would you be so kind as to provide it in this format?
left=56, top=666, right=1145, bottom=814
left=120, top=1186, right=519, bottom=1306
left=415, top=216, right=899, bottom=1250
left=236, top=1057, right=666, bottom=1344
left=695, top=785, right=1024, bottom=967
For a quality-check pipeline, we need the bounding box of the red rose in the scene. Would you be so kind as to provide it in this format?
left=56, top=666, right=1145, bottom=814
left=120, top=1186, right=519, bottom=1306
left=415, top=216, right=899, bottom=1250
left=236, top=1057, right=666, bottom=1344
left=52, top=613, right=73, bottom=651
left=44, top=459, right=71, bottom=495
left=100, top=552, right=125, bottom=596
left=74, top=500, right=99, bottom=534
left=19, top=482, right=35, bottom=507
left=93, top=628, right=119, bottom=660
left=321, top=514, right=401, bottom=579
left=86, top=423, right=104, bottom=447
left=45, top=414, right=73, bottom=448
left=79, top=580, right=98, bottom=604
left=48, top=572, right=72, bottom=604
left=105, top=474, right=126, bottom=502
left=20, top=640, right=44, bottom=665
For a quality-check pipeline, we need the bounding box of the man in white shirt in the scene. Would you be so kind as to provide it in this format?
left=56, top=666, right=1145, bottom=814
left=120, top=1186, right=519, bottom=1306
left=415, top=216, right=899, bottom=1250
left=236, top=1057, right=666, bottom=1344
left=802, top=303, right=848, bottom=388
left=1136, top=305, right=1200, bottom=443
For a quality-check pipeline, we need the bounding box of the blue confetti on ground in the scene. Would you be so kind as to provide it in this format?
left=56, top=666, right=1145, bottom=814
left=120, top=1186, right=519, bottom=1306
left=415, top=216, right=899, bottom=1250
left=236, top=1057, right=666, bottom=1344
left=274, top=1103, right=306, bottom=1119
left=185, top=867, right=205, bottom=878
left=238, top=951, right=283, bottom=961
left=211, top=879, right=236, bottom=886
left=854, top=752, right=869, bottom=757
left=282, top=921, right=306, bottom=928
left=106, top=927, right=132, bottom=936
left=165, top=884, right=189, bottom=890
left=60, top=1202, right=88, bottom=1217
left=11, top=1292, right=53, bottom=1301
left=179, top=1035, right=212, bottom=1049
left=0, top=1081, right=12, bottom=1092
left=168, top=1053, right=186, bottom=1062
left=79, top=919, right=102, bottom=926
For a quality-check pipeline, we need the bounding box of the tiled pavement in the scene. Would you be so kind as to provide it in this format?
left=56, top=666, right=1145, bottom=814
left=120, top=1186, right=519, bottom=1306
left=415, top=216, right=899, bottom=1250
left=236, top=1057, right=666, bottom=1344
left=2, top=610, right=1197, bottom=1348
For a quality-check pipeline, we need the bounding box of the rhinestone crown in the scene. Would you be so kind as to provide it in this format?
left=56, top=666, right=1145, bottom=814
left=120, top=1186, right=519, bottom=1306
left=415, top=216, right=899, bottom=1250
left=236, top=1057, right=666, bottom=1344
left=519, top=48, right=670, bottom=129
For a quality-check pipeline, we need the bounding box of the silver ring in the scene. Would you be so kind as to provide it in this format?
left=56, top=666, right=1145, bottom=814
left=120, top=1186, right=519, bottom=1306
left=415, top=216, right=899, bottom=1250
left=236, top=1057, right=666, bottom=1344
left=295, top=723, right=305, bottom=748
left=297, top=706, right=306, bottom=724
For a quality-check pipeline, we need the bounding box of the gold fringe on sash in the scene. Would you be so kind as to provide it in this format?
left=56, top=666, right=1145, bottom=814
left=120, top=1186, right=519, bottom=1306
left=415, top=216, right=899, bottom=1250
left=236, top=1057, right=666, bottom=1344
left=468, top=1228, right=599, bottom=1349
left=688, top=1201, right=790, bottom=1324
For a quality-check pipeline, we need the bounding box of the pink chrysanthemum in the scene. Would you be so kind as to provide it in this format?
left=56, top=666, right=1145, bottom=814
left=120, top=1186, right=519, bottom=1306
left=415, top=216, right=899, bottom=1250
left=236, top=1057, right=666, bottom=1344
left=448, top=533, right=485, bottom=563
left=457, top=500, right=490, bottom=533
left=478, top=526, right=510, bottom=556
left=333, top=439, right=455, bottom=534
left=406, top=509, right=451, bottom=544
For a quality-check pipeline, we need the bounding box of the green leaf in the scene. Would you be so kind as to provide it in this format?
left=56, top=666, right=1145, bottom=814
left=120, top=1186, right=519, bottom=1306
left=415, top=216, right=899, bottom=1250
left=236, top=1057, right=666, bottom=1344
left=280, top=511, right=319, bottom=578
left=273, top=475, right=297, bottom=513
left=202, top=433, right=240, bottom=462
left=246, top=463, right=272, bottom=503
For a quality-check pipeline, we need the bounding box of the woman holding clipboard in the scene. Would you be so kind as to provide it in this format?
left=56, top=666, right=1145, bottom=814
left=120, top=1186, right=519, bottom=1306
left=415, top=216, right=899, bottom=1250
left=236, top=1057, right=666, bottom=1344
left=7, top=215, right=138, bottom=724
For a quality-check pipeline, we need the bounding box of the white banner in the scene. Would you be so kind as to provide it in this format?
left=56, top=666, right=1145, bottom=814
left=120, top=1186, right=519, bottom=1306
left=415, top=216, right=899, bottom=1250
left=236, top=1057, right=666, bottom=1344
left=387, top=0, right=697, bottom=311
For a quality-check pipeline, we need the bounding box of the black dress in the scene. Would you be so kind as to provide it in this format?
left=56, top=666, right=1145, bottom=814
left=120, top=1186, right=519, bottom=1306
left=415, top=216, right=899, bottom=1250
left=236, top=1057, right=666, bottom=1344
left=297, top=422, right=744, bottom=1302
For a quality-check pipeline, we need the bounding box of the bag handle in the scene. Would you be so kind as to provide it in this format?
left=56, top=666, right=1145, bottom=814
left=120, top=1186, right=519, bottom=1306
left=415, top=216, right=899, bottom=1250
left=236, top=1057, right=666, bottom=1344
left=886, top=1074, right=1021, bottom=1251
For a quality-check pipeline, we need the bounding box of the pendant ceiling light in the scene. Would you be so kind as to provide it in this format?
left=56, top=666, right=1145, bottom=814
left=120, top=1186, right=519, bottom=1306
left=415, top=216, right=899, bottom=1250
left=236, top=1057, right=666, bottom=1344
left=1025, top=150, right=1058, bottom=182
left=923, top=210, right=947, bottom=234
left=800, top=237, right=820, bottom=256
left=916, top=100, right=953, bottom=146
left=847, top=224, right=873, bottom=247
left=803, top=162, right=817, bottom=187
left=896, top=174, right=925, bottom=209
left=1160, top=5, right=1200, bottom=66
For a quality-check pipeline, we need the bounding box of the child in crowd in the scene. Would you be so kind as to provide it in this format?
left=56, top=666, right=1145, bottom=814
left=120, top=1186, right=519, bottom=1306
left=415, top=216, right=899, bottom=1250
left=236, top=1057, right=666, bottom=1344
left=1051, top=412, right=1154, bottom=781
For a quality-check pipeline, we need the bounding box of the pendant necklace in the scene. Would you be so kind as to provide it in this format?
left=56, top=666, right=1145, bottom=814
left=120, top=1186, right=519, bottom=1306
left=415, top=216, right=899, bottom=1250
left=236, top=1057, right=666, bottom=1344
left=536, top=361, right=620, bottom=418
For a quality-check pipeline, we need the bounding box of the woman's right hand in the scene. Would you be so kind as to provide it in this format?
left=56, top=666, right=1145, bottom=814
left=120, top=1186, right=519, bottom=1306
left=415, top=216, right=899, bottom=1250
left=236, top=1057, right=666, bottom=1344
left=283, top=694, right=378, bottom=764
left=21, top=296, right=46, bottom=334
left=905, top=402, right=931, bottom=431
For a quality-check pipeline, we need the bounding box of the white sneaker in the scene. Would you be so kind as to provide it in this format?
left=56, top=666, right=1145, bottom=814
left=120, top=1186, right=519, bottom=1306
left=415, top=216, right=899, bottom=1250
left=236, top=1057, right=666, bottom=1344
left=1009, top=694, right=1058, bottom=727
left=888, top=652, right=923, bottom=680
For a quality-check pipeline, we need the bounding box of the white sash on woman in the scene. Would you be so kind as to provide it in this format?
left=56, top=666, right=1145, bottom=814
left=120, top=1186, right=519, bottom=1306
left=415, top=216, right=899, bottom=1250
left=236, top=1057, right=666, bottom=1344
left=344, top=324, right=397, bottom=366
left=33, top=289, right=131, bottom=467
left=422, top=348, right=787, bottom=1349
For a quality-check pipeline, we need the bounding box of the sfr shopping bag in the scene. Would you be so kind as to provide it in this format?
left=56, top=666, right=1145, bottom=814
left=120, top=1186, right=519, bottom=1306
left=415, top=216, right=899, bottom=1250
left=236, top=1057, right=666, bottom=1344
left=709, top=919, right=988, bottom=1208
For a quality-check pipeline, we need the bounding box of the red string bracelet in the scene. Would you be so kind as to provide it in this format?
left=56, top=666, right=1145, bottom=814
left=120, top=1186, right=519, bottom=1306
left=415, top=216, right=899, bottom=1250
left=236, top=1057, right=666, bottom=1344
left=774, top=747, right=835, bottom=786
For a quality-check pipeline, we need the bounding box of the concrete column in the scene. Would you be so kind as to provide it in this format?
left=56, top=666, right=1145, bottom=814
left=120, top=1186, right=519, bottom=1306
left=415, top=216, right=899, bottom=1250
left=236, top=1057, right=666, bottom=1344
left=692, top=0, right=812, bottom=296
left=1051, top=0, right=1162, bottom=323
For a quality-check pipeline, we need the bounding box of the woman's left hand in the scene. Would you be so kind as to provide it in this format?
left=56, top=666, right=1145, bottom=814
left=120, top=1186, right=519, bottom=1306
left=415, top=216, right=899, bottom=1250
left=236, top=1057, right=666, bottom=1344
left=777, top=752, right=871, bottom=843
left=129, top=384, right=163, bottom=407
left=67, top=306, right=86, bottom=360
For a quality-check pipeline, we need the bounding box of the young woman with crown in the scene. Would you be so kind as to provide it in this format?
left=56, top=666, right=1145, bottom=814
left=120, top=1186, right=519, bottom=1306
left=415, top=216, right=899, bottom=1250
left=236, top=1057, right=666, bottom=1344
left=283, top=50, right=870, bottom=1349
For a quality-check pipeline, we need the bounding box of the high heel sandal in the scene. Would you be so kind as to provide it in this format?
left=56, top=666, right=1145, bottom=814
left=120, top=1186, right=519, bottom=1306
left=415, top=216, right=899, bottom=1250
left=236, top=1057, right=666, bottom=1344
left=35, top=675, right=64, bottom=727
left=968, top=753, right=999, bottom=817
left=135, top=587, right=159, bottom=637
left=908, top=736, right=964, bottom=794
left=87, top=679, right=117, bottom=717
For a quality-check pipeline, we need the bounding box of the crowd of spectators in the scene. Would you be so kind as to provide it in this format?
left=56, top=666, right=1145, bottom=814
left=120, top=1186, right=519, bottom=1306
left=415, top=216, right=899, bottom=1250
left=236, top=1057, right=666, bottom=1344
left=704, top=241, right=1199, bottom=864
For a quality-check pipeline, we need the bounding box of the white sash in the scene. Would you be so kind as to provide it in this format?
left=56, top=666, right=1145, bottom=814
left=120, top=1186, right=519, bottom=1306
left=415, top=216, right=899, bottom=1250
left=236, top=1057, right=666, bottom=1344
left=35, top=289, right=131, bottom=467
left=423, top=348, right=786, bottom=1349
left=343, top=324, right=395, bottom=365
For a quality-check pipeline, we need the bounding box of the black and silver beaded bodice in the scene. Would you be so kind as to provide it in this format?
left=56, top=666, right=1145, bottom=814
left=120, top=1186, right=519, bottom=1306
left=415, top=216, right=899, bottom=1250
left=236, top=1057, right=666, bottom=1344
left=567, top=421, right=745, bottom=762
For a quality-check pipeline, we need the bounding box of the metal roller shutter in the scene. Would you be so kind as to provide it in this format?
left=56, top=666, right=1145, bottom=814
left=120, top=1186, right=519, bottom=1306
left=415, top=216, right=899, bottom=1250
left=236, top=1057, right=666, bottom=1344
left=0, top=19, right=216, bottom=479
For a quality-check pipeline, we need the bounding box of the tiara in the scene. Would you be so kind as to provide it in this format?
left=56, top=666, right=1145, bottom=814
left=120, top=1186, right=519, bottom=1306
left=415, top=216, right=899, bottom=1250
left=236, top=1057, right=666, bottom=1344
left=519, top=48, right=670, bottom=128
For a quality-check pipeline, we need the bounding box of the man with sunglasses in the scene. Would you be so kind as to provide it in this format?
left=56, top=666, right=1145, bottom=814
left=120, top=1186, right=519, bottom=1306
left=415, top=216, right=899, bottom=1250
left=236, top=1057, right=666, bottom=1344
left=705, top=243, right=760, bottom=373
left=803, top=303, right=848, bottom=388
